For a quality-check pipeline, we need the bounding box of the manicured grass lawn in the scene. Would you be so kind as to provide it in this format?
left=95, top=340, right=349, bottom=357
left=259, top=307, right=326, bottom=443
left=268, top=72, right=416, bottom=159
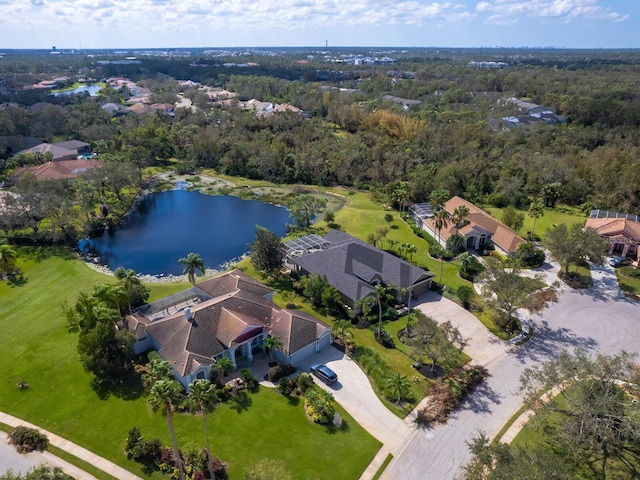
left=482, top=203, right=586, bottom=239
left=615, top=266, right=640, bottom=298
left=0, top=247, right=379, bottom=479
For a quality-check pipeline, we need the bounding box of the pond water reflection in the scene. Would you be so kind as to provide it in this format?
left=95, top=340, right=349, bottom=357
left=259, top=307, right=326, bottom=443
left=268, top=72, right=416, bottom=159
left=78, top=190, right=290, bottom=276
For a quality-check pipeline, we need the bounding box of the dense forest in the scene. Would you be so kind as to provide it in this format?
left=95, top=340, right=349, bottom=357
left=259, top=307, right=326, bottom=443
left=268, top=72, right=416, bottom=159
left=2, top=48, right=640, bottom=244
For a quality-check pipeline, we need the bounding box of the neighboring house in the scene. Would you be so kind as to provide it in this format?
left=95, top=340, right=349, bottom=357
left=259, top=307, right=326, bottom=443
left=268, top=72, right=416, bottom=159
left=15, top=140, right=91, bottom=160
left=12, top=158, right=103, bottom=181
left=288, top=230, right=434, bottom=308
left=586, top=209, right=640, bottom=260
left=53, top=140, right=91, bottom=156
left=125, top=269, right=332, bottom=390
left=410, top=196, right=525, bottom=256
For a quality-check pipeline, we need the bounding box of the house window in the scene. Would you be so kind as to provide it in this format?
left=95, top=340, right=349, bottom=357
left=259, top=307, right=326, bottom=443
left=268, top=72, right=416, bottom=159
left=251, top=336, right=260, bottom=347
left=196, top=371, right=206, bottom=380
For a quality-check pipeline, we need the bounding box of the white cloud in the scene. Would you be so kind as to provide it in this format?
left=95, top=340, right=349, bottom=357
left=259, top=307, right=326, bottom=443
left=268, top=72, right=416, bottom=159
left=0, top=0, right=477, bottom=30
left=475, top=0, right=628, bottom=23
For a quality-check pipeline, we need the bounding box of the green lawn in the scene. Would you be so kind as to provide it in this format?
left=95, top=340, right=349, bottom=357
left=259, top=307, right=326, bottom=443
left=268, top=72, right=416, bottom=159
left=482, top=203, right=586, bottom=239
left=615, top=266, right=640, bottom=298
left=0, top=247, right=379, bottom=479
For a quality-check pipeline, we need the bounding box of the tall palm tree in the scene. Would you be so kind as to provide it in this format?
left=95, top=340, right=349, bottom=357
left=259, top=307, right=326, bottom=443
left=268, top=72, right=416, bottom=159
left=187, top=379, right=219, bottom=480
left=264, top=335, right=284, bottom=361
left=450, top=205, right=469, bottom=251
left=375, top=284, right=386, bottom=338
left=385, top=373, right=411, bottom=403
left=148, top=379, right=185, bottom=480
left=403, top=244, right=417, bottom=312
left=433, top=209, right=450, bottom=285
left=178, top=252, right=205, bottom=286
left=0, top=244, right=18, bottom=277
left=528, top=199, right=545, bottom=240
left=114, top=267, right=138, bottom=314
left=433, top=208, right=450, bottom=246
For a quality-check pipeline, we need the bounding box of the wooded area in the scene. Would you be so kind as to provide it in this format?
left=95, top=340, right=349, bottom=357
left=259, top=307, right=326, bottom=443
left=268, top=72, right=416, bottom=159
left=2, top=48, right=640, bottom=244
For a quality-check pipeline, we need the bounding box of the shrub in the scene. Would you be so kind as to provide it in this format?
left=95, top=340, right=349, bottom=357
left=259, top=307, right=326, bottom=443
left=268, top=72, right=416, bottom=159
left=304, top=387, right=336, bottom=424
left=9, top=426, right=49, bottom=453
left=267, top=364, right=296, bottom=382
left=296, top=373, right=314, bottom=395
left=278, top=377, right=294, bottom=396
left=241, top=368, right=260, bottom=391
left=456, top=285, right=474, bottom=309
left=376, top=330, right=395, bottom=349
left=147, top=350, right=162, bottom=362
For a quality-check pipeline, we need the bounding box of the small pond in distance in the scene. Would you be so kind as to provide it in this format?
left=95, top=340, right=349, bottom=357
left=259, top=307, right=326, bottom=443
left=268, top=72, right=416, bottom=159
left=78, top=190, right=291, bottom=276
left=53, top=84, right=102, bottom=96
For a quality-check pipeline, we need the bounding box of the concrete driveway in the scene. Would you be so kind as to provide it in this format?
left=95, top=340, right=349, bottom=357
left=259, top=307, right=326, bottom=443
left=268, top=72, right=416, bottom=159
left=297, top=346, right=412, bottom=450
left=385, top=263, right=640, bottom=480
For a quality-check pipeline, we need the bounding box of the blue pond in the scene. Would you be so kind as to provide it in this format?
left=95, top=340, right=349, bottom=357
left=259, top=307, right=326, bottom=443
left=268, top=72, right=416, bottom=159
left=78, top=190, right=291, bottom=276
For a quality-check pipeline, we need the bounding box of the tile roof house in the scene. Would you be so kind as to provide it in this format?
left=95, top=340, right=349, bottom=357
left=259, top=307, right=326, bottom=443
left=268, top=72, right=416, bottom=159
left=16, top=143, right=77, bottom=161
left=289, top=230, right=434, bottom=307
left=586, top=210, right=640, bottom=260
left=125, top=269, right=331, bottom=390
left=12, top=158, right=103, bottom=181
left=410, top=196, right=525, bottom=256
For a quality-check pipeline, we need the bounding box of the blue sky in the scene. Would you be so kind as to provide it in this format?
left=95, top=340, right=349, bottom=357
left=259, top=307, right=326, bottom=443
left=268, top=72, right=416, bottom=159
left=0, top=0, right=637, bottom=50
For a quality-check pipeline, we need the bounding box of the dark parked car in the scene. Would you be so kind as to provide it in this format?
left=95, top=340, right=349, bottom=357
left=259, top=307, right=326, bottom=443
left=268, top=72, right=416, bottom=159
left=310, top=363, right=338, bottom=385
left=609, top=256, right=632, bottom=267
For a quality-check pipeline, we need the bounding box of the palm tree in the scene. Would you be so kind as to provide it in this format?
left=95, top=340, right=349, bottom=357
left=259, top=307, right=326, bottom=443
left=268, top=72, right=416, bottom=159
left=450, top=205, right=469, bottom=251
left=433, top=209, right=450, bottom=285
left=114, top=267, right=138, bottom=314
left=457, top=251, right=474, bottom=278
left=528, top=199, right=545, bottom=240
left=433, top=208, right=450, bottom=246
left=332, top=319, right=354, bottom=347
left=264, top=335, right=284, bottom=361
left=388, top=239, right=398, bottom=253
left=187, top=379, right=219, bottom=480
left=375, top=284, right=386, bottom=338
left=385, top=373, right=411, bottom=403
left=0, top=244, right=18, bottom=277
left=148, top=379, right=186, bottom=480
left=178, top=252, right=205, bottom=286
left=403, top=244, right=418, bottom=312
left=143, top=358, right=173, bottom=388
left=210, top=357, right=234, bottom=385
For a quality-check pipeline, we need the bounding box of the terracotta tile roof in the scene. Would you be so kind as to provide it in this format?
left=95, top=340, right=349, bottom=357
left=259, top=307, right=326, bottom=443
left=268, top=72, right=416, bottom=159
left=13, top=158, right=103, bottom=180
left=422, top=196, right=525, bottom=254
left=585, top=217, right=640, bottom=242
left=129, top=270, right=327, bottom=377
left=195, top=269, right=273, bottom=299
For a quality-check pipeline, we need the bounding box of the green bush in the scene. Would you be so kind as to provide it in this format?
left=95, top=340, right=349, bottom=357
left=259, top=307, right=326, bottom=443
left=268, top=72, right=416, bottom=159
left=296, top=373, right=314, bottom=395
left=456, top=285, right=474, bottom=309
left=267, top=364, right=296, bottom=382
left=9, top=426, right=49, bottom=453
left=278, top=377, right=294, bottom=396
left=147, top=350, right=162, bottom=362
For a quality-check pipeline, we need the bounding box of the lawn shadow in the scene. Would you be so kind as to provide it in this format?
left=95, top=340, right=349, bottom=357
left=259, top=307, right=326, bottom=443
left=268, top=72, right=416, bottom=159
left=228, top=391, right=252, bottom=413
left=285, top=395, right=300, bottom=406
left=91, top=370, right=145, bottom=401
left=7, top=275, right=28, bottom=287
left=324, top=418, right=350, bottom=435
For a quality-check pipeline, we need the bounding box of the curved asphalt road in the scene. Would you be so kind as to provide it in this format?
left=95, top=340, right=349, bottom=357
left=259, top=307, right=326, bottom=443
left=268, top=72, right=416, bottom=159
left=384, top=260, right=640, bottom=480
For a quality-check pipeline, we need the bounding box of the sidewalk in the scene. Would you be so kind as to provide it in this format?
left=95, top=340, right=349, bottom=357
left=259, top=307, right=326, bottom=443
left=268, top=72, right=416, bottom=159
left=0, top=412, right=141, bottom=480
